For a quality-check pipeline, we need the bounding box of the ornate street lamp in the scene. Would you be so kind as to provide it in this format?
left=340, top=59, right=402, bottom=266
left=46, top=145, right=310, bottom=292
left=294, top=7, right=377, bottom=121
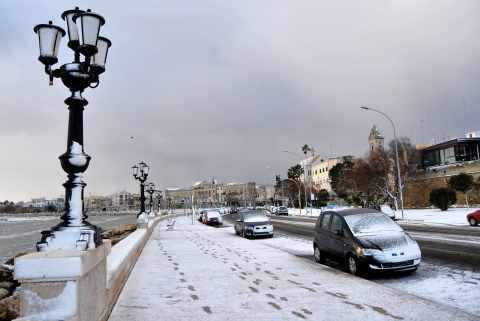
left=132, top=161, right=150, bottom=219
left=34, top=8, right=112, bottom=252
left=146, top=182, right=155, bottom=217
left=167, top=194, right=172, bottom=215
left=156, top=191, right=163, bottom=215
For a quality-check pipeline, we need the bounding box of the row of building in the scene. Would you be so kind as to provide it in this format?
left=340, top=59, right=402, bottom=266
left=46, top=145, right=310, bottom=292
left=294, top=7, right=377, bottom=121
left=9, top=181, right=270, bottom=213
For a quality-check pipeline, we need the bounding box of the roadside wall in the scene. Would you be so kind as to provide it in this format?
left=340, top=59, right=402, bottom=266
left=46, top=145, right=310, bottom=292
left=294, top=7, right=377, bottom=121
left=404, top=161, right=480, bottom=208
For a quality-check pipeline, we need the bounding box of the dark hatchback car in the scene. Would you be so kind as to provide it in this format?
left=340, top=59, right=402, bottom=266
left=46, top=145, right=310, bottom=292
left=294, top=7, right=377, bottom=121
left=313, top=208, right=421, bottom=276
left=234, top=210, right=274, bottom=238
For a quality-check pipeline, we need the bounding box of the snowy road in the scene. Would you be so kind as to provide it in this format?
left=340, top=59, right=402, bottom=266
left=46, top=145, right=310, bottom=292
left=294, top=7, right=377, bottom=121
left=220, top=213, right=480, bottom=317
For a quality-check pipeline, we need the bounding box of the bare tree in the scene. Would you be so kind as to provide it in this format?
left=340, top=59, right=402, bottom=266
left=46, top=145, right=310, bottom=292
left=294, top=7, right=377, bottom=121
left=225, top=192, right=241, bottom=206
left=353, top=136, right=421, bottom=210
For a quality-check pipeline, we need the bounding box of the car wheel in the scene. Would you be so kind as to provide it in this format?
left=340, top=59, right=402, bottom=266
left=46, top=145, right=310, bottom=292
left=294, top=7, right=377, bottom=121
left=314, top=245, right=326, bottom=264
left=347, top=255, right=362, bottom=276
left=269, top=234, right=273, bottom=238
left=469, top=217, right=478, bottom=226
left=242, top=229, right=247, bottom=238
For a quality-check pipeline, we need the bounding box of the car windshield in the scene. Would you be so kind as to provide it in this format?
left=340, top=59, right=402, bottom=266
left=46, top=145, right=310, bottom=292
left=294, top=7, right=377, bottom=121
left=344, top=213, right=402, bottom=236
left=244, top=212, right=268, bottom=222
left=207, top=212, right=220, bottom=218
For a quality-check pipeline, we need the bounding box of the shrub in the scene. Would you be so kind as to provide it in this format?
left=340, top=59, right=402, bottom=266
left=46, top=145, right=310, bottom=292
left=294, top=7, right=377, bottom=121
left=429, top=187, right=457, bottom=211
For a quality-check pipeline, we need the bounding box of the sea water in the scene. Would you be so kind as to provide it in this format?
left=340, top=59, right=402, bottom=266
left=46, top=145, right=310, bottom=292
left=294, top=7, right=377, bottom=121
left=0, top=214, right=137, bottom=263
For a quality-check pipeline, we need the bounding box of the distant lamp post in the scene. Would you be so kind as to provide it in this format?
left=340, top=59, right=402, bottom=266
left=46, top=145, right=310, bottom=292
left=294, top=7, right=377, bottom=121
left=283, top=150, right=308, bottom=215
left=132, top=161, right=150, bottom=219
left=167, top=194, right=172, bottom=215
left=34, top=7, right=112, bottom=252
left=361, top=106, right=404, bottom=218
left=146, top=182, right=156, bottom=217
left=181, top=199, right=186, bottom=216
left=156, top=191, right=163, bottom=215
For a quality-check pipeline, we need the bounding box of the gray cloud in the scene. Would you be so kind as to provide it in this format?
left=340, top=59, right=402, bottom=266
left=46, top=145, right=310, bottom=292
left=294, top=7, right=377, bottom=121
left=1, top=0, right=480, bottom=202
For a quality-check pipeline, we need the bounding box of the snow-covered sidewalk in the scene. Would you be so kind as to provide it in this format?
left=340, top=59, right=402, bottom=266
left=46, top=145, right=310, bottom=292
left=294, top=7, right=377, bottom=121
left=108, top=217, right=479, bottom=320
left=287, top=206, right=477, bottom=225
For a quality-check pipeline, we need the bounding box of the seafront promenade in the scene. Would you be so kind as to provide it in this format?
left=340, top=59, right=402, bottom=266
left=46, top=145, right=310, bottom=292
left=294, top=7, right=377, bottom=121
left=108, top=216, right=479, bottom=321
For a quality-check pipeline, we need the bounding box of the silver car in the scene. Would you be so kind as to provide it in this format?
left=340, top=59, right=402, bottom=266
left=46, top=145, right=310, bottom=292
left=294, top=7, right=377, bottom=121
left=234, top=210, right=274, bottom=238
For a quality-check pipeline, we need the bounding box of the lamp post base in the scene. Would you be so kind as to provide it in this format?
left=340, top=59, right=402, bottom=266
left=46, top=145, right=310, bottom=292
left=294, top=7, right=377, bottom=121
left=137, top=212, right=148, bottom=219
left=36, top=225, right=102, bottom=252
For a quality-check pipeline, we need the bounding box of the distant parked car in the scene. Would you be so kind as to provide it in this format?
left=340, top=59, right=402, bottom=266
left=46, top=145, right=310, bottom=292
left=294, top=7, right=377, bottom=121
left=204, top=211, right=223, bottom=225
left=276, top=206, right=288, bottom=216
left=369, top=204, right=395, bottom=219
left=467, top=209, right=480, bottom=226
left=234, top=210, right=273, bottom=238
left=326, top=204, right=340, bottom=209
left=313, top=208, right=421, bottom=276
left=198, top=210, right=207, bottom=222
left=230, top=207, right=237, bottom=214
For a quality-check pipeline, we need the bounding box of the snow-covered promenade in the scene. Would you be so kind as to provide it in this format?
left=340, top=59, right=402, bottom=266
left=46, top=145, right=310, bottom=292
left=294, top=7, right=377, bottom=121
left=108, top=216, right=479, bottom=321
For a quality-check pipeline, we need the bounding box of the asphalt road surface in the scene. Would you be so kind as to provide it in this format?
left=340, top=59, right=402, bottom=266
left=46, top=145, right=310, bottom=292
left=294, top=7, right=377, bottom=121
left=222, top=212, right=480, bottom=273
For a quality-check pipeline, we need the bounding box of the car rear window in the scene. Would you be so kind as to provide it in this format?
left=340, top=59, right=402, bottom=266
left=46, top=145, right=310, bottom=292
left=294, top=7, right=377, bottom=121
left=207, top=212, right=220, bottom=218
left=320, top=213, right=331, bottom=230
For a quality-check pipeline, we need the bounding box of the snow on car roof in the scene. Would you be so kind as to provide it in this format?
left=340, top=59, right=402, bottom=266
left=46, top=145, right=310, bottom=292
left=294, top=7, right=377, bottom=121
left=327, top=208, right=378, bottom=216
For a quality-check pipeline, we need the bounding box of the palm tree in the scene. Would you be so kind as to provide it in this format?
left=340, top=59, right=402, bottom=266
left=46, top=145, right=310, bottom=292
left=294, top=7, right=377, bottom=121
left=301, top=144, right=310, bottom=155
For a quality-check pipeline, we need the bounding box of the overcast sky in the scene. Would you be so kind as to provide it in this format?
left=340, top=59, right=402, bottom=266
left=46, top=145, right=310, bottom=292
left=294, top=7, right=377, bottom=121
left=1, top=0, right=480, bottom=202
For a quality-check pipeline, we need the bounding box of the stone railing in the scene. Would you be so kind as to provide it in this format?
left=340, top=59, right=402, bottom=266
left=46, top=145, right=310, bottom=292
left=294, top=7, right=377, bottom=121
left=14, top=213, right=180, bottom=321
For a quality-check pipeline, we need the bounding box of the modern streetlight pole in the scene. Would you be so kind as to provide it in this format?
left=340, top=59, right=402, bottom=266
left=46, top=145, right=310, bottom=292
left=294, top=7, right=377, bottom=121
left=156, top=191, right=163, bottom=216
left=132, top=161, right=150, bottom=219
left=361, top=106, right=404, bottom=218
left=283, top=150, right=308, bottom=215
left=33, top=7, right=111, bottom=252
left=146, top=182, right=155, bottom=217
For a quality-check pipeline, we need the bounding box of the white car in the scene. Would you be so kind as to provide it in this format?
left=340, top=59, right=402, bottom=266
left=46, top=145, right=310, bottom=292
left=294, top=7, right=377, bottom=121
left=369, top=205, right=395, bottom=219
left=204, top=211, right=223, bottom=225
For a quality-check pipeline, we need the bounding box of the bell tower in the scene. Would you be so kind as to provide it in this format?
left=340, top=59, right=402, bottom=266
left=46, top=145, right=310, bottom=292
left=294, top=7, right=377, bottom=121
left=368, top=125, right=384, bottom=151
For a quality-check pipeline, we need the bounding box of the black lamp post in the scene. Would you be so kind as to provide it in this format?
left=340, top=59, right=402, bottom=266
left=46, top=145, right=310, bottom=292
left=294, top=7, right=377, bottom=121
left=181, top=198, right=185, bottom=216
left=167, top=194, right=172, bottom=215
left=132, top=161, right=149, bottom=219
left=146, top=182, right=155, bottom=217
left=156, top=191, right=163, bottom=215
left=34, top=8, right=111, bottom=252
